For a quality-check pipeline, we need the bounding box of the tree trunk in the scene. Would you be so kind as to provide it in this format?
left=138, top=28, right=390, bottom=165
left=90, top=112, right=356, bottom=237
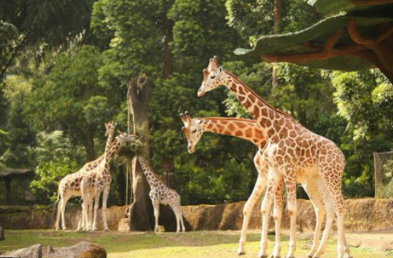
left=272, top=0, right=282, bottom=88
left=127, top=75, right=153, bottom=231
left=84, top=128, right=95, bottom=161
left=4, top=178, right=12, bottom=205
left=162, top=19, right=174, bottom=79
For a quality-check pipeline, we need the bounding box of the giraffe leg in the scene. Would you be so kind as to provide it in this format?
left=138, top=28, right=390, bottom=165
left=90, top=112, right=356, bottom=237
left=259, top=169, right=281, bottom=258
left=180, top=211, right=186, bottom=232
left=301, top=176, right=327, bottom=258
left=102, top=186, right=110, bottom=231
left=60, top=194, right=71, bottom=230
left=152, top=199, right=160, bottom=233
left=237, top=174, right=267, bottom=256
left=92, top=190, right=101, bottom=231
left=283, top=169, right=297, bottom=258
left=317, top=163, right=348, bottom=258
left=55, top=193, right=63, bottom=230
left=271, top=178, right=284, bottom=258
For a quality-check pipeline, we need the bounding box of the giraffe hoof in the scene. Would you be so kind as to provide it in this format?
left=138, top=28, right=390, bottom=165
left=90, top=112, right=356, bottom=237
left=104, top=229, right=110, bottom=232
left=271, top=255, right=281, bottom=258
left=236, top=251, right=245, bottom=256
left=258, top=255, right=268, bottom=258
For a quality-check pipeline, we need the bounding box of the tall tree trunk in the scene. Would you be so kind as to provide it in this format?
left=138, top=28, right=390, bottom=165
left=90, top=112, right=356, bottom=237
left=272, top=0, right=282, bottom=88
left=161, top=18, right=176, bottom=188
left=162, top=19, right=174, bottom=79
left=84, top=129, right=95, bottom=161
left=127, top=74, right=153, bottom=231
left=4, top=178, right=12, bottom=205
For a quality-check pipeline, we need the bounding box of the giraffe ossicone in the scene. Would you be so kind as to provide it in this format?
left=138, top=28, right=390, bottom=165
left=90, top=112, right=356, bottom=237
left=198, top=56, right=350, bottom=258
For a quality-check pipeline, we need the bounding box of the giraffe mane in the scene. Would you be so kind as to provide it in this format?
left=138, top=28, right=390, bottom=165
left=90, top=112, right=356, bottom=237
left=137, top=157, right=166, bottom=184
left=225, top=71, right=297, bottom=122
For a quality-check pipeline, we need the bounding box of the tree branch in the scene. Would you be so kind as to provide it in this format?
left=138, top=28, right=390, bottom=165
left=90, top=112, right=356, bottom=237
left=261, top=44, right=365, bottom=63
left=324, top=29, right=345, bottom=53
left=347, top=19, right=393, bottom=47
left=0, top=31, right=31, bottom=86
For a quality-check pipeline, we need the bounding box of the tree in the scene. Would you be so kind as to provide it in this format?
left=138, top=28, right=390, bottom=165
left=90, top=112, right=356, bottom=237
left=23, top=45, right=112, bottom=161
left=235, top=1, right=393, bottom=83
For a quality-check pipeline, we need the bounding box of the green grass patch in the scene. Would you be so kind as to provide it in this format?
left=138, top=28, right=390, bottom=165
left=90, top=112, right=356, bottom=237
left=0, top=230, right=392, bottom=258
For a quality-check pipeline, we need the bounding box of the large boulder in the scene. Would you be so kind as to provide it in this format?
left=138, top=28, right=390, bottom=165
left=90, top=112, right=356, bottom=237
left=0, top=242, right=106, bottom=258
left=0, top=244, right=42, bottom=258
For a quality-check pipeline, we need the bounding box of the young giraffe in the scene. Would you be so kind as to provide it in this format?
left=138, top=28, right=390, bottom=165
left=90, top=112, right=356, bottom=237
left=137, top=156, right=185, bottom=233
left=180, top=112, right=333, bottom=257
left=54, top=121, right=116, bottom=230
left=198, top=57, right=350, bottom=258
left=80, top=131, right=132, bottom=231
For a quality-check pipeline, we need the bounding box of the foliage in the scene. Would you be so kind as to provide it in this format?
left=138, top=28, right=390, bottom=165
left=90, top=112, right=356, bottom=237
left=23, top=45, right=113, bottom=160
left=30, top=131, right=83, bottom=203
left=226, top=0, right=321, bottom=45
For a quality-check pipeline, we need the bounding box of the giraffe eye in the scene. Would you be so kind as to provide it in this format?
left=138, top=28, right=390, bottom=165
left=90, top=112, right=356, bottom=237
left=210, top=75, right=216, bottom=79
left=192, top=129, right=197, bottom=133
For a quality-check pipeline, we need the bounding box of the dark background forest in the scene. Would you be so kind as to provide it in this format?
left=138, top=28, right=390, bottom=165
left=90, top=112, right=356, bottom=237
left=0, top=0, right=392, bottom=206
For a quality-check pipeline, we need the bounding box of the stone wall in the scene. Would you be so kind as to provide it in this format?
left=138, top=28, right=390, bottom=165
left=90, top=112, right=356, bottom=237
left=0, top=198, right=392, bottom=232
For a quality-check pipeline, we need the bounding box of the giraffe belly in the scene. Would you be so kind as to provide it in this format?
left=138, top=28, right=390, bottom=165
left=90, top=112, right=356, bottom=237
left=296, top=164, right=319, bottom=183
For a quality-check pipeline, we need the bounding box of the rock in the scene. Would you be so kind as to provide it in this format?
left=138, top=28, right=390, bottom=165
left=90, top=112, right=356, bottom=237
left=0, top=242, right=106, bottom=258
left=118, top=218, right=130, bottom=232
left=0, top=244, right=42, bottom=258
left=0, top=225, right=4, bottom=241
left=45, top=242, right=106, bottom=258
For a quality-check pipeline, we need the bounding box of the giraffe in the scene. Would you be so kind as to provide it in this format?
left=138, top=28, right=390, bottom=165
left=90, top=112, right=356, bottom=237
left=80, top=131, right=133, bottom=231
left=179, top=111, right=334, bottom=257
left=197, top=56, right=350, bottom=258
left=54, top=121, right=117, bottom=230
left=137, top=156, right=185, bottom=233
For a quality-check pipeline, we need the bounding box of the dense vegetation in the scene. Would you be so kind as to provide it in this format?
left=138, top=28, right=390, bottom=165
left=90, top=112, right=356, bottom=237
left=0, top=0, right=392, bottom=205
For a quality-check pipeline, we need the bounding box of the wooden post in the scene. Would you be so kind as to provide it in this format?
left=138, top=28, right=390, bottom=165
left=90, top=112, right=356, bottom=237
left=127, top=74, right=153, bottom=231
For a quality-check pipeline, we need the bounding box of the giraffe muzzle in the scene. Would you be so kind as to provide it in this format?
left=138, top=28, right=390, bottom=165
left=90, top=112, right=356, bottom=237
left=197, top=88, right=205, bottom=97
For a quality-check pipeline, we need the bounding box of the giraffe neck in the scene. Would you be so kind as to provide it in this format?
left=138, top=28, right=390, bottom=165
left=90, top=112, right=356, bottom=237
left=201, top=117, right=266, bottom=148
left=102, top=130, right=115, bottom=162
left=137, top=157, right=161, bottom=187
left=223, top=71, right=298, bottom=138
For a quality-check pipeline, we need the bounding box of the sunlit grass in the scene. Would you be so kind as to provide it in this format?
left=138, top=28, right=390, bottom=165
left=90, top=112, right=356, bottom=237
left=0, top=230, right=392, bottom=258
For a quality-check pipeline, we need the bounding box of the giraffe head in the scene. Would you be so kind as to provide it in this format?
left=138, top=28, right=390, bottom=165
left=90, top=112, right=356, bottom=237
left=197, top=56, right=225, bottom=97
left=180, top=111, right=204, bottom=154
left=105, top=121, right=117, bottom=137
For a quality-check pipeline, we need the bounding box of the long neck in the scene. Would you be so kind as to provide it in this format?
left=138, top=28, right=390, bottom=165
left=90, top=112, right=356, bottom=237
left=223, top=71, right=298, bottom=138
left=201, top=117, right=266, bottom=148
left=105, top=138, right=123, bottom=163
left=137, top=157, right=161, bottom=186
left=103, top=131, right=115, bottom=162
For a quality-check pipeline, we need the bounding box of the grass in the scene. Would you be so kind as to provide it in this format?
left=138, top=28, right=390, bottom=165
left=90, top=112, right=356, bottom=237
left=1, top=230, right=393, bottom=258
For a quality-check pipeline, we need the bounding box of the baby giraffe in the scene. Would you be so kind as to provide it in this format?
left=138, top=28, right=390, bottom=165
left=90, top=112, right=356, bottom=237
left=54, top=121, right=116, bottom=230
left=137, top=156, right=185, bottom=233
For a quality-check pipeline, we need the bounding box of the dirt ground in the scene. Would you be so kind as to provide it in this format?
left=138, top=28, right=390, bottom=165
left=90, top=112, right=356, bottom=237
left=1, top=229, right=392, bottom=258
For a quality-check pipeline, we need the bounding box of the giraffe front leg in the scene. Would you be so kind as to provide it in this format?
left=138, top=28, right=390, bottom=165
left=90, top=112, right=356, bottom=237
left=271, top=178, right=284, bottom=258
left=237, top=174, right=266, bottom=256
left=284, top=174, right=297, bottom=258
left=102, top=186, right=110, bottom=231
left=92, top=191, right=101, bottom=231
left=152, top=199, right=160, bottom=233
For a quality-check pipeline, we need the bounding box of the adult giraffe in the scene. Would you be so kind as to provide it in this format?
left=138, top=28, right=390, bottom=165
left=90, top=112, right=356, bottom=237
left=54, top=122, right=116, bottom=230
left=197, top=56, right=350, bottom=258
left=180, top=112, right=334, bottom=258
